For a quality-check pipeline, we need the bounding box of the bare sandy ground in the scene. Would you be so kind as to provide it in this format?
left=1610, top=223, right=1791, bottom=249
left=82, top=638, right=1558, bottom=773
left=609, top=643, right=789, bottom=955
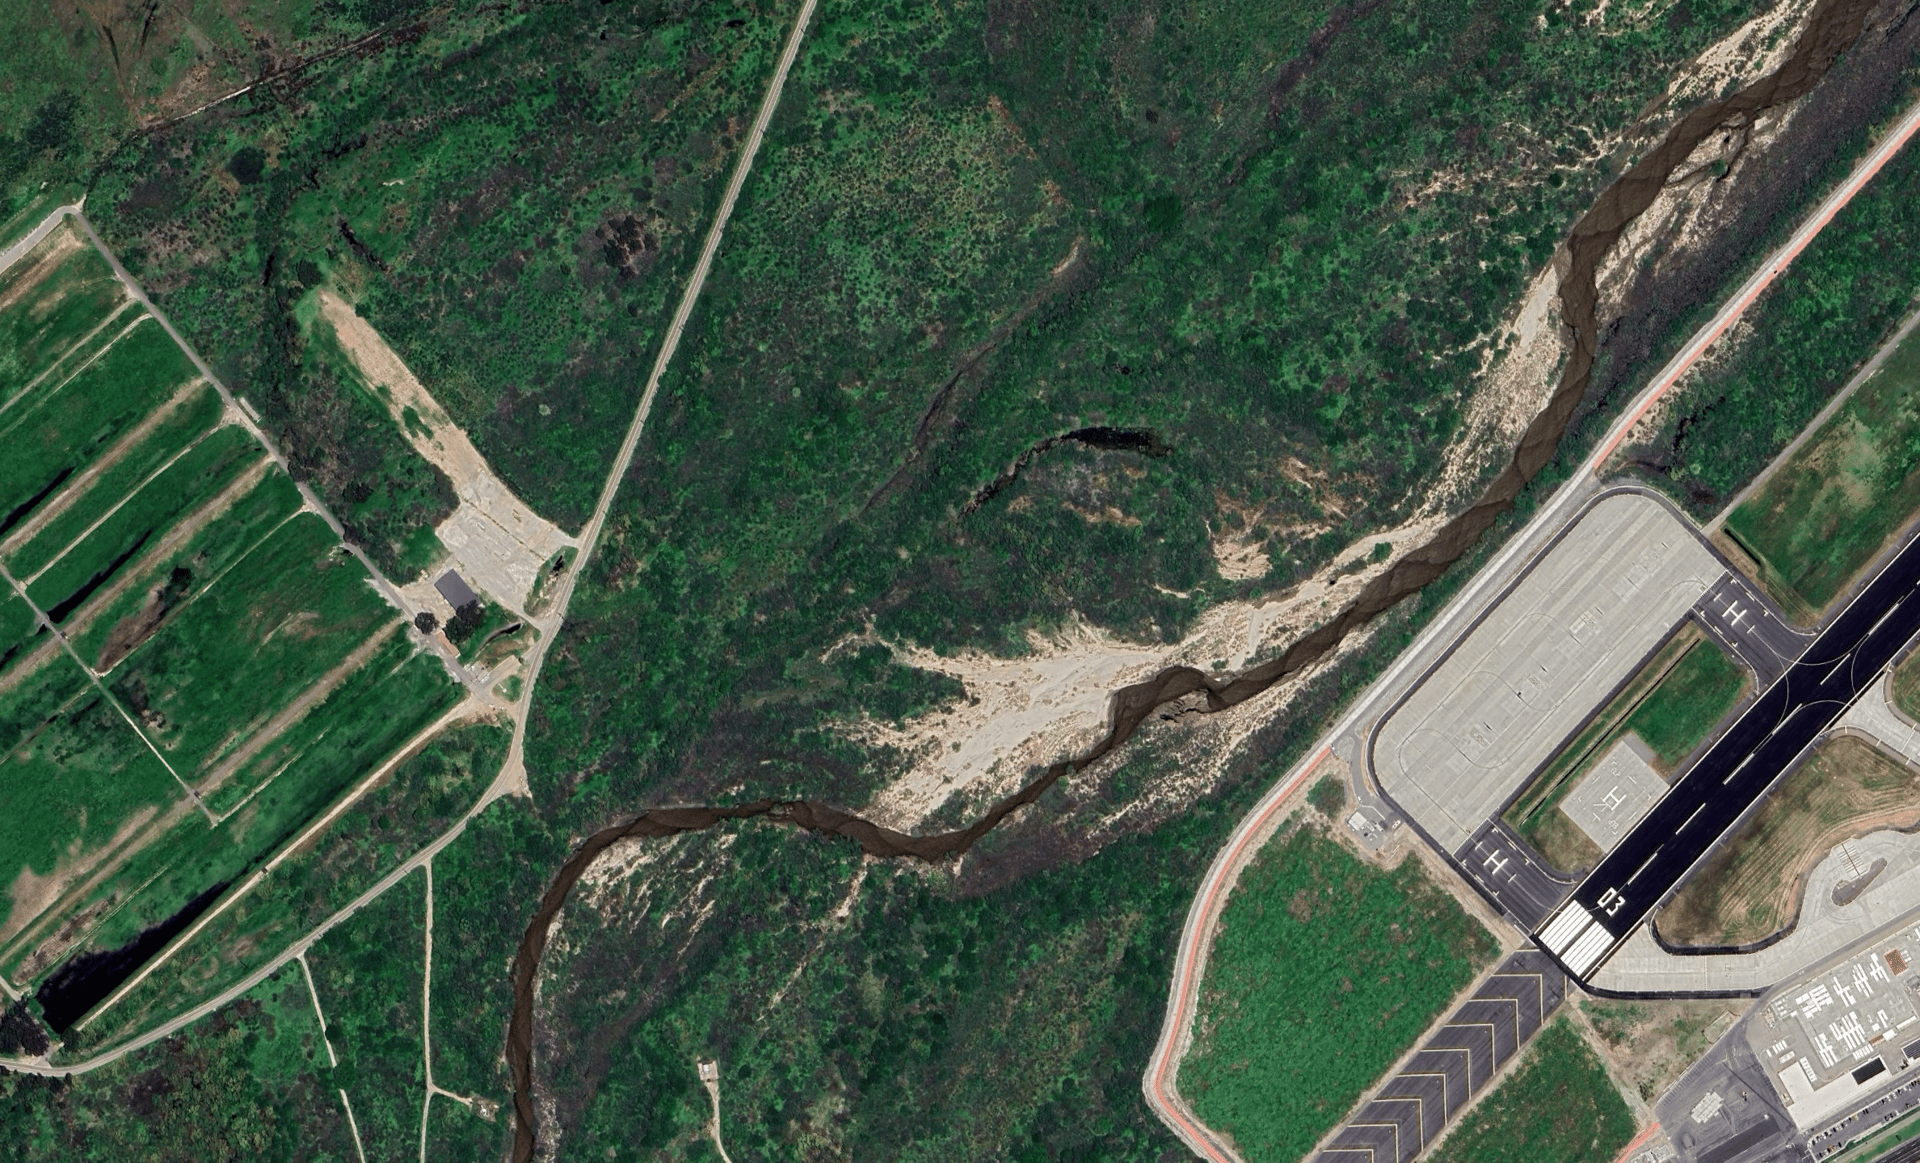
left=316, top=291, right=576, bottom=612
left=856, top=509, right=1447, bottom=832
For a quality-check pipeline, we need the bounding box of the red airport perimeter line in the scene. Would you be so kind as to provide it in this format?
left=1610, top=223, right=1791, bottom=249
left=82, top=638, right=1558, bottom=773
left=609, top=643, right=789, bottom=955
left=1147, top=745, right=1330, bottom=1161
left=1594, top=96, right=1920, bottom=465
left=1145, top=92, right=1920, bottom=1163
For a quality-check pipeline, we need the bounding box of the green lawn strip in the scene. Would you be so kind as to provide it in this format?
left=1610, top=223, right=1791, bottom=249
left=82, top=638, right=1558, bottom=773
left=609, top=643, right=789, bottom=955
left=1427, top=1018, right=1634, bottom=1163
left=24, top=424, right=261, bottom=614
left=1895, top=650, right=1920, bottom=722
left=58, top=721, right=505, bottom=1059
left=1621, top=636, right=1747, bottom=767
left=1833, top=1103, right=1920, bottom=1162
left=201, top=633, right=460, bottom=817
left=0, top=587, right=44, bottom=680
left=0, top=957, right=357, bottom=1162
left=66, top=469, right=303, bottom=671
left=108, top=512, right=401, bottom=779
left=1179, top=823, right=1498, bottom=1163
left=428, top=1093, right=504, bottom=1161
left=0, top=320, right=197, bottom=514
left=0, top=653, right=183, bottom=979
left=1506, top=633, right=1695, bottom=850
left=0, top=242, right=127, bottom=412
left=1724, top=321, right=1920, bottom=613
left=4, top=381, right=225, bottom=580
left=308, top=863, right=426, bottom=1163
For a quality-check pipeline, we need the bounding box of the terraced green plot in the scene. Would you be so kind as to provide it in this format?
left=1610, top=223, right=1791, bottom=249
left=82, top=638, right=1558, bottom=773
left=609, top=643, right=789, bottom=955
left=25, top=424, right=264, bottom=622
left=0, top=224, right=127, bottom=411
left=69, top=469, right=304, bottom=672
left=0, top=652, right=182, bottom=951
left=3, top=381, right=225, bottom=580
left=0, top=320, right=198, bottom=527
left=108, top=513, right=402, bottom=780
left=0, top=588, right=42, bottom=680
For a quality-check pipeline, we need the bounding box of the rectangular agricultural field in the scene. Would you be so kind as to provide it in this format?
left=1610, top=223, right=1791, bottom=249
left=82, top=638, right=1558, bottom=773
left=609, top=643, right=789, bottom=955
left=108, top=512, right=404, bottom=781
left=24, top=424, right=266, bottom=622
left=0, top=319, right=199, bottom=531
left=67, top=469, right=305, bottom=673
left=202, top=630, right=461, bottom=817
left=0, top=222, right=128, bottom=411
left=1, top=381, right=225, bottom=577
left=0, top=648, right=185, bottom=971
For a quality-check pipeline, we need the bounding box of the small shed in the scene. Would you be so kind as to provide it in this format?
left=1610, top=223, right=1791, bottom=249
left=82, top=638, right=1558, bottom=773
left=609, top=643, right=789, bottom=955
left=435, top=569, right=479, bottom=609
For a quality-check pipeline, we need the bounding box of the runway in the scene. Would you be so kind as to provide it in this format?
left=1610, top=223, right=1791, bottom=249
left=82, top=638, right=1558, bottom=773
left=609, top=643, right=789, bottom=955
left=1536, top=528, right=1920, bottom=980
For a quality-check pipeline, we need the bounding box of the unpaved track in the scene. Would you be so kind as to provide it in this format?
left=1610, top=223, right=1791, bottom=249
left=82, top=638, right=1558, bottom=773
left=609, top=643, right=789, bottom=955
left=1143, top=12, right=1920, bottom=1161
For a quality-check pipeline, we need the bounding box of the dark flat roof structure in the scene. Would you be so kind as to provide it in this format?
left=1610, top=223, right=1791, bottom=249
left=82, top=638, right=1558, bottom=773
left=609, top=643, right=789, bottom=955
left=435, top=569, right=479, bottom=609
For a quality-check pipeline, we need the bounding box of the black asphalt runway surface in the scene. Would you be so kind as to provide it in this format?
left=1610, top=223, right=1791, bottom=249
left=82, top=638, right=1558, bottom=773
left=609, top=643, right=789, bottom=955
left=1545, top=527, right=1920, bottom=976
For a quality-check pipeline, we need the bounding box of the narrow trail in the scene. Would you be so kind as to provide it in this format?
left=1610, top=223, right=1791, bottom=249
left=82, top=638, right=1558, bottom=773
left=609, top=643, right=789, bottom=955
left=418, top=859, right=434, bottom=1163
left=300, top=952, right=371, bottom=1163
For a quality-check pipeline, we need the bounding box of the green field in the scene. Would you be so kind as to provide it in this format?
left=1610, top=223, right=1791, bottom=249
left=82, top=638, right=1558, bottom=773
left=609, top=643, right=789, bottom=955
left=1507, top=631, right=1745, bottom=872
left=0, top=226, right=127, bottom=411
left=24, top=423, right=260, bottom=616
left=0, top=588, right=42, bottom=679
left=1625, top=636, right=1747, bottom=766
left=1725, top=321, right=1920, bottom=616
left=4, top=381, right=225, bottom=581
left=0, top=653, right=181, bottom=944
left=0, top=958, right=355, bottom=1162
left=1180, top=823, right=1498, bottom=1163
left=71, top=721, right=507, bottom=1054
left=308, top=865, right=425, bottom=1163
left=68, top=468, right=304, bottom=671
left=0, top=320, right=198, bottom=521
left=108, top=513, right=403, bottom=779
left=201, top=631, right=460, bottom=817
left=1428, top=1019, right=1634, bottom=1163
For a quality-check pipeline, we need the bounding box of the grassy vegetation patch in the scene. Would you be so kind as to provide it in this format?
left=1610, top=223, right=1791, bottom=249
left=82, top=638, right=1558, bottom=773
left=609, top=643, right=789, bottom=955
left=1428, top=1018, right=1633, bottom=1163
left=1723, top=292, right=1920, bottom=615
left=4, top=382, right=225, bottom=582
left=1506, top=629, right=1744, bottom=872
left=68, top=469, right=304, bottom=672
left=201, top=632, right=461, bottom=818
left=0, top=587, right=45, bottom=680
left=0, top=958, right=355, bottom=1162
left=0, top=653, right=181, bottom=955
left=428, top=1093, right=502, bottom=1161
left=0, top=320, right=197, bottom=522
left=108, top=513, right=401, bottom=779
left=25, top=424, right=262, bottom=619
left=67, top=721, right=507, bottom=1056
left=1180, top=822, right=1497, bottom=1163
left=1627, top=635, right=1746, bottom=766
left=308, top=864, right=425, bottom=1163
left=0, top=228, right=126, bottom=411
left=1581, top=996, right=1738, bottom=1104
left=1659, top=735, right=1920, bottom=947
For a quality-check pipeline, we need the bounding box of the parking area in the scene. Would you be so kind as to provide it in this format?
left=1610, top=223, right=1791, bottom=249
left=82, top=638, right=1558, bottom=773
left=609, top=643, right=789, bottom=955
left=1372, top=491, right=1722, bottom=856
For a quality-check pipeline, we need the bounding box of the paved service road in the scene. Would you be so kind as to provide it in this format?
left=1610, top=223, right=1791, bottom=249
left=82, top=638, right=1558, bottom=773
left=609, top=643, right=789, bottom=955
left=1458, top=818, right=1571, bottom=931
left=1538, top=527, right=1920, bottom=981
left=1694, top=572, right=1810, bottom=686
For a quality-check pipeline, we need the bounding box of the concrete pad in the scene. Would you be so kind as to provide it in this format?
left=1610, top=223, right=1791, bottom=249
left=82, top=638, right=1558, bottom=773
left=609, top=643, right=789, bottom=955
left=1594, top=828, right=1920, bottom=995
left=1374, top=492, right=1722, bottom=854
left=1562, top=734, right=1667, bottom=852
